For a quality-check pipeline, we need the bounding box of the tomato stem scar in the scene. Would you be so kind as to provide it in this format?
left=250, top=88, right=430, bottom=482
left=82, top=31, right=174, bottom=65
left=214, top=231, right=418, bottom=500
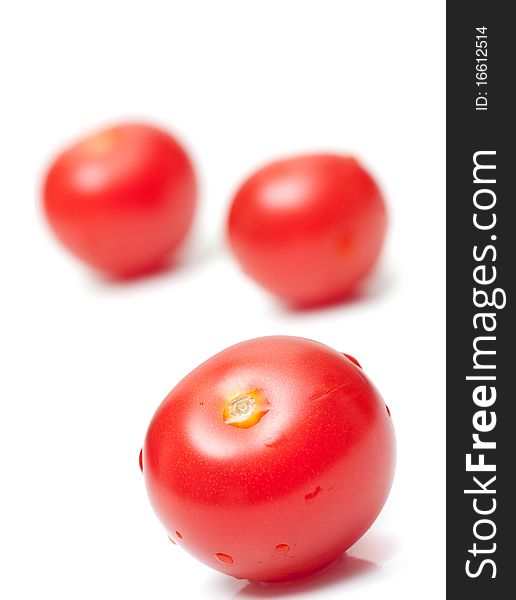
left=223, top=391, right=269, bottom=428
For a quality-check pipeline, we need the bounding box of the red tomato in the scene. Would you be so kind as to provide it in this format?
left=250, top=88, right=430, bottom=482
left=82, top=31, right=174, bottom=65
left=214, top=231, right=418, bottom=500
left=43, top=123, right=197, bottom=277
left=142, top=336, right=395, bottom=582
left=227, top=155, right=387, bottom=306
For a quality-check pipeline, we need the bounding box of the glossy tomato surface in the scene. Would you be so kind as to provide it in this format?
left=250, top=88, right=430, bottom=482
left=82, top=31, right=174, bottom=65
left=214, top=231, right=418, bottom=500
left=227, top=155, right=387, bottom=306
left=142, top=336, right=395, bottom=582
left=43, top=123, right=197, bottom=277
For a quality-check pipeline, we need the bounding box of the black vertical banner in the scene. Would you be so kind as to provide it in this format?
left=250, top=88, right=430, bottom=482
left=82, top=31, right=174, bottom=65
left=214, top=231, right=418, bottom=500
left=447, top=2, right=515, bottom=598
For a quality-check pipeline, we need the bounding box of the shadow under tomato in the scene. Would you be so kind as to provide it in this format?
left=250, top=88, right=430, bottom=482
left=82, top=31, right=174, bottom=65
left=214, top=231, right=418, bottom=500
left=94, top=235, right=225, bottom=287
left=348, top=528, right=402, bottom=566
left=269, top=263, right=397, bottom=316
left=206, top=530, right=401, bottom=599
left=234, top=555, right=377, bottom=598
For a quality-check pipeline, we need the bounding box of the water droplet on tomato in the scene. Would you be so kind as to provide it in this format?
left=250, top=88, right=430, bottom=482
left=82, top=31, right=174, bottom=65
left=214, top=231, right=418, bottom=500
left=304, top=485, right=322, bottom=500
left=342, top=353, right=362, bottom=368
left=139, top=449, right=143, bottom=472
left=175, top=531, right=183, bottom=539
left=386, top=405, right=391, bottom=417
left=215, top=553, right=233, bottom=564
left=275, top=544, right=290, bottom=554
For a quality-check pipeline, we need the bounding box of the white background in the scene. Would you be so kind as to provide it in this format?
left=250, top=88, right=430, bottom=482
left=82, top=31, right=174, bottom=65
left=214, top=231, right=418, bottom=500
left=0, top=1, right=445, bottom=598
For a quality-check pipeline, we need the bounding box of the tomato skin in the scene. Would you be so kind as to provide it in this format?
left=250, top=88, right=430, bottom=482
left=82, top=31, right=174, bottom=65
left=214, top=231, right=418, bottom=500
left=142, top=336, right=395, bottom=582
left=43, top=123, right=197, bottom=277
left=227, top=155, right=387, bottom=306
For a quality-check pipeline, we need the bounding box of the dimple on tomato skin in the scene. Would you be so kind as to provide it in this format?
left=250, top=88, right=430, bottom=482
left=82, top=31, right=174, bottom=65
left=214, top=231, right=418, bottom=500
left=43, top=122, right=197, bottom=277
left=141, top=336, right=396, bottom=583
left=227, top=154, right=387, bottom=307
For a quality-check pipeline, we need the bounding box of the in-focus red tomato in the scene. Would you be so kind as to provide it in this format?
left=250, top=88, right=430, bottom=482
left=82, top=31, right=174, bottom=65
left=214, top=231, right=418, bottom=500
left=142, top=336, right=395, bottom=582
left=227, top=155, right=387, bottom=307
left=43, top=123, right=197, bottom=277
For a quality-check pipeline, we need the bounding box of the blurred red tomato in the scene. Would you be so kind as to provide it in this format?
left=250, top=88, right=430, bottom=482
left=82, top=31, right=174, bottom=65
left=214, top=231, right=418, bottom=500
left=142, top=336, right=395, bottom=582
left=43, top=123, right=197, bottom=277
left=227, top=154, right=387, bottom=306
